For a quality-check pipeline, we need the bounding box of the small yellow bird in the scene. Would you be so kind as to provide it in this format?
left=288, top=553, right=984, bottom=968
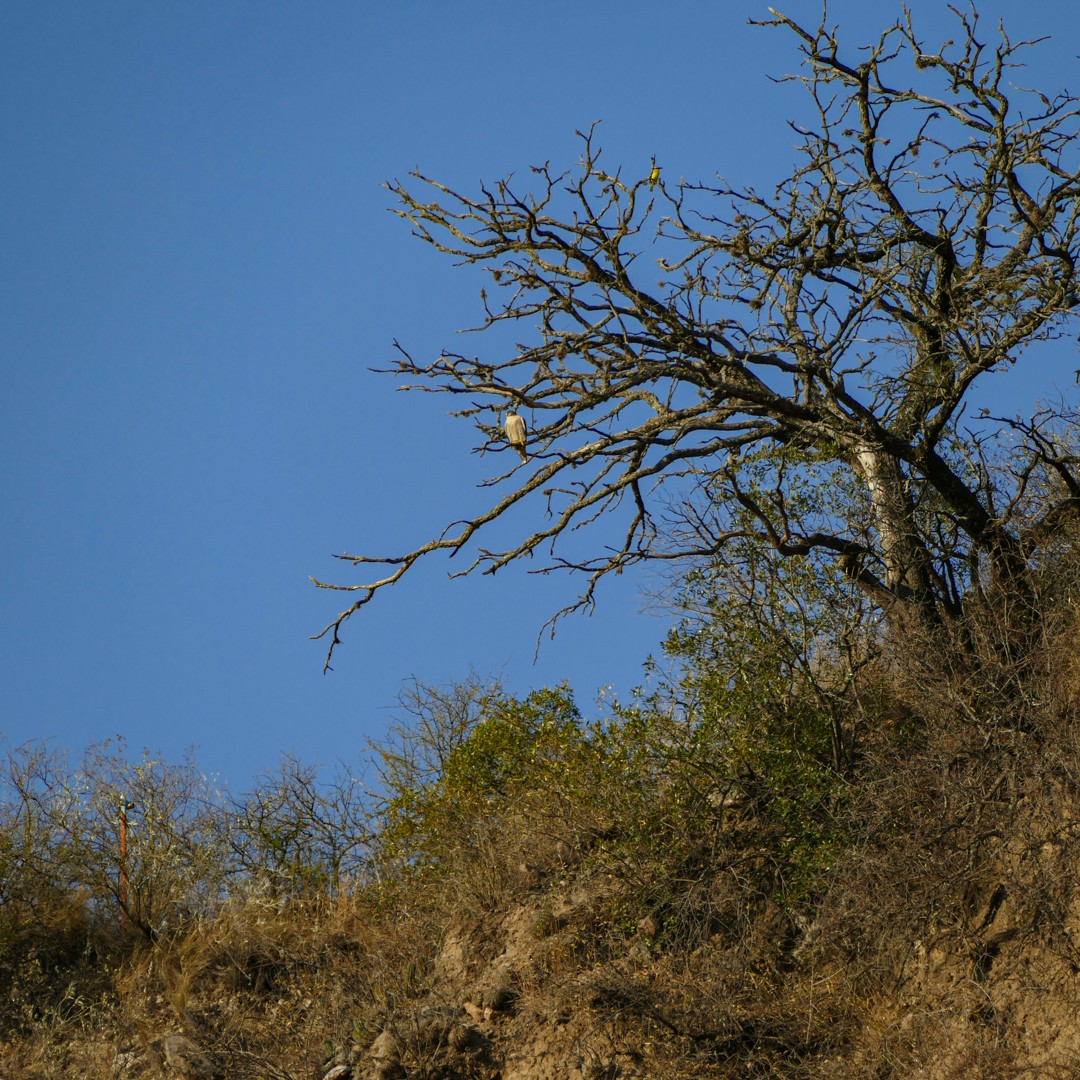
left=504, top=412, right=528, bottom=462
left=649, top=158, right=660, bottom=189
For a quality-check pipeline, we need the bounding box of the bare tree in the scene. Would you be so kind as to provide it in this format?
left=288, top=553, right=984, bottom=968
left=313, top=7, right=1080, bottom=670
left=368, top=671, right=498, bottom=800
left=227, top=753, right=373, bottom=898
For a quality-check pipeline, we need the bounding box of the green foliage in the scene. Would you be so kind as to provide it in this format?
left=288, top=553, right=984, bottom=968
left=379, top=684, right=589, bottom=864
left=655, top=517, right=881, bottom=903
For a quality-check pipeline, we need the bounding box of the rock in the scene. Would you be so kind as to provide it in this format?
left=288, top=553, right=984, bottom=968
left=418, top=1004, right=459, bottom=1024
left=365, top=1028, right=408, bottom=1077
left=369, top=1064, right=407, bottom=1080
left=517, top=860, right=543, bottom=884
left=475, top=968, right=515, bottom=1012
left=162, top=1034, right=221, bottom=1080
left=369, top=1029, right=400, bottom=1062
left=112, top=1047, right=141, bottom=1077
left=368, top=1059, right=407, bottom=1080
left=637, top=914, right=661, bottom=938
left=553, top=839, right=575, bottom=865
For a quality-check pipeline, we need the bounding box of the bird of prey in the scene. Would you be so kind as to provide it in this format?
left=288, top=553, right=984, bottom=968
left=649, top=158, right=660, bottom=189
left=505, top=412, right=528, bottom=462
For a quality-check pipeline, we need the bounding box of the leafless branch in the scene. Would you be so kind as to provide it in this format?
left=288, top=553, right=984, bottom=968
left=314, top=8, right=1080, bottom=671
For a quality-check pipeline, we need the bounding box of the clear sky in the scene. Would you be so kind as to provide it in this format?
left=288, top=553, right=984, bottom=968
left=4, top=1, right=1079, bottom=791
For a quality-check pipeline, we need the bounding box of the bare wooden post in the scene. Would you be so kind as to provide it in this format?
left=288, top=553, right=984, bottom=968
left=118, top=798, right=133, bottom=926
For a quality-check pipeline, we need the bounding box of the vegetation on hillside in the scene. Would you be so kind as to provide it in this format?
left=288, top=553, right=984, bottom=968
left=8, top=522, right=1080, bottom=1076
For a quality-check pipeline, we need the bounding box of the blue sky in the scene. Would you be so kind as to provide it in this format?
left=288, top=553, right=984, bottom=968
left=4, top=1, right=1079, bottom=791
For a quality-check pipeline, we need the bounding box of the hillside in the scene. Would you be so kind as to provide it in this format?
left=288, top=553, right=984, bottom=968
left=6, top=549, right=1080, bottom=1079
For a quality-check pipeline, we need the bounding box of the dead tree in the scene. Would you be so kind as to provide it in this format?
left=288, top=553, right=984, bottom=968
left=313, top=7, right=1080, bottom=670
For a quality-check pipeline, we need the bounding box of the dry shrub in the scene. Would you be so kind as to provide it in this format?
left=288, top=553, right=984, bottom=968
left=773, top=539, right=1080, bottom=1076
left=93, top=882, right=444, bottom=1078
left=0, top=888, right=112, bottom=1038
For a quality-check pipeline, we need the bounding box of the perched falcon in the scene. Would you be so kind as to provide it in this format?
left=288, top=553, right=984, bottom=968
left=504, top=412, right=528, bottom=462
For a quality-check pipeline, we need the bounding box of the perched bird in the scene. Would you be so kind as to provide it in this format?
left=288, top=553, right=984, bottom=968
left=649, top=157, right=660, bottom=189
left=504, top=412, right=528, bottom=462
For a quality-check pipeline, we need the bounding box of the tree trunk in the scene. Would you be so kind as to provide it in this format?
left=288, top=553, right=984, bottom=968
left=853, top=445, right=937, bottom=613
